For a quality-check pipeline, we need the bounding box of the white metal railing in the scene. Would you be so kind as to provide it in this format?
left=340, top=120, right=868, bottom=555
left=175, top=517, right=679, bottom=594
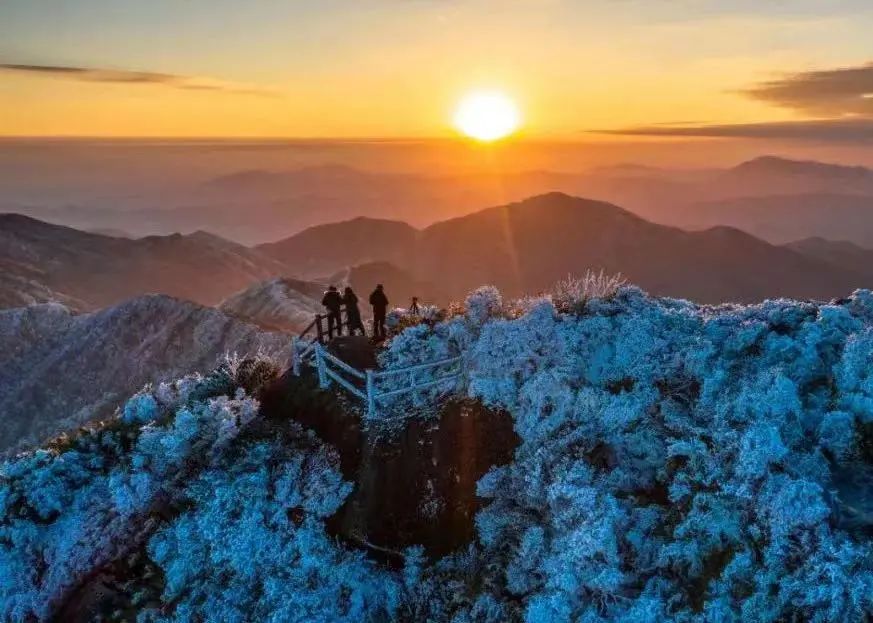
left=298, top=341, right=465, bottom=419
left=290, top=337, right=318, bottom=376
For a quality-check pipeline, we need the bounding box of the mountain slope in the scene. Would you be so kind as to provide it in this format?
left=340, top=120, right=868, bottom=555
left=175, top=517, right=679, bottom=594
left=786, top=237, right=873, bottom=277
left=670, top=193, right=873, bottom=246
left=413, top=193, right=870, bottom=303
left=262, top=193, right=869, bottom=304
left=0, top=295, right=290, bottom=453
left=219, top=277, right=325, bottom=333
left=0, top=214, right=289, bottom=310
left=332, top=260, right=450, bottom=310
left=257, top=216, right=417, bottom=278
left=719, top=155, right=873, bottom=196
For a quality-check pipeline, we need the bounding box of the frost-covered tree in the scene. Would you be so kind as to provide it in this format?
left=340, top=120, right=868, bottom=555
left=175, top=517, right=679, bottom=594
left=0, top=358, right=408, bottom=622
left=376, top=285, right=873, bottom=621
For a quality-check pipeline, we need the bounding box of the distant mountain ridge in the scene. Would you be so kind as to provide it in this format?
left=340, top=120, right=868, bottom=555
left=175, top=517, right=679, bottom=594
left=725, top=155, right=873, bottom=191
left=12, top=154, right=873, bottom=246
left=5, top=186, right=873, bottom=315
left=0, top=214, right=288, bottom=310
left=666, top=193, right=873, bottom=247
left=261, top=192, right=871, bottom=304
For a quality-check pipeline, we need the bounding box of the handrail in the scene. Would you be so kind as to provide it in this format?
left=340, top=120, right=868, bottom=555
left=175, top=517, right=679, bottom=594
left=372, top=355, right=462, bottom=378
left=374, top=373, right=462, bottom=400
left=298, top=317, right=317, bottom=339
left=293, top=315, right=466, bottom=419
left=325, top=367, right=367, bottom=399
left=319, top=346, right=366, bottom=380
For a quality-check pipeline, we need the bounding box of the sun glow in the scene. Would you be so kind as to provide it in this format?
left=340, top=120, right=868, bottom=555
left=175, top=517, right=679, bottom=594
left=453, top=91, right=521, bottom=141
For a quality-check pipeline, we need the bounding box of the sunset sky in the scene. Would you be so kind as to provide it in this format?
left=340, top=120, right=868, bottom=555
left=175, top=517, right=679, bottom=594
left=2, top=0, right=873, bottom=142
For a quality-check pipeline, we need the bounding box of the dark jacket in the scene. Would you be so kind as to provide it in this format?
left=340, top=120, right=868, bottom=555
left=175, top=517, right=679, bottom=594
left=322, top=289, right=342, bottom=312
left=343, top=291, right=360, bottom=317
left=369, top=288, right=389, bottom=313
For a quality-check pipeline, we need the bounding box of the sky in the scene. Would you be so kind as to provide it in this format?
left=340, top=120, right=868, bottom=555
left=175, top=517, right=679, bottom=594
left=2, top=0, right=873, bottom=141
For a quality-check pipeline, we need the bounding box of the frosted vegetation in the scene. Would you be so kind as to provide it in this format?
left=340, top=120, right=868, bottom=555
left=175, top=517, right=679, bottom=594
left=379, top=283, right=873, bottom=621
left=0, top=357, right=405, bottom=622
left=3, top=279, right=873, bottom=621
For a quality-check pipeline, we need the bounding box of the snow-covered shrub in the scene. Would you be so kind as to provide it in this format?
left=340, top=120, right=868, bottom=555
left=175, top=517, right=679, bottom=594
left=138, top=431, right=402, bottom=623
left=465, top=285, right=503, bottom=326
left=1, top=348, right=453, bottom=622
left=551, top=269, right=626, bottom=314
left=375, top=285, right=873, bottom=621
left=386, top=305, right=445, bottom=338
left=0, top=356, right=338, bottom=622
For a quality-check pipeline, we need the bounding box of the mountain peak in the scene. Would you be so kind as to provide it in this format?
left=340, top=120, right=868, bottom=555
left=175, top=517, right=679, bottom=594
left=731, top=155, right=873, bottom=179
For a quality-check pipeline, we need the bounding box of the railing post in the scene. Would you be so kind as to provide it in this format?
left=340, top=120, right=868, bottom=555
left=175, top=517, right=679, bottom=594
left=316, top=343, right=329, bottom=389
left=366, top=369, right=376, bottom=419
left=291, top=337, right=300, bottom=376
left=316, top=314, right=324, bottom=344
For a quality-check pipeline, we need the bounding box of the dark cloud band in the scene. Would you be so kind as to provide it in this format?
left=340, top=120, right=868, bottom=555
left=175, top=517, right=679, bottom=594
left=597, top=118, right=873, bottom=143
left=742, top=62, right=873, bottom=116
left=0, top=63, right=273, bottom=96
left=602, top=60, right=873, bottom=142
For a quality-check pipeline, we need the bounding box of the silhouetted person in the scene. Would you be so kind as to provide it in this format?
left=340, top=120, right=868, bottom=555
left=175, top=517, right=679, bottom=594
left=322, top=285, right=343, bottom=339
left=410, top=296, right=421, bottom=315
left=369, top=284, right=389, bottom=340
left=343, top=287, right=365, bottom=336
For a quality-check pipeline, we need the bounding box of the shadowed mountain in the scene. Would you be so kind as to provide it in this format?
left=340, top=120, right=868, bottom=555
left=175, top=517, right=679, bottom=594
left=330, top=261, right=450, bottom=310
left=411, top=193, right=870, bottom=303
left=258, top=216, right=417, bottom=279
left=0, top=214, right=289, bottom=310
left=264, top=193, right=870, bottom=304
left=785, top=237, right=873, bottom=278
left=0, top=295, right=290, bottom=453
left=667, top=193, right=873, bottom=247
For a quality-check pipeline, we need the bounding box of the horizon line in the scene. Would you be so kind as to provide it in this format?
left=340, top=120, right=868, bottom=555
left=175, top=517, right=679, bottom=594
left=0, top=134, right=722, bottom=146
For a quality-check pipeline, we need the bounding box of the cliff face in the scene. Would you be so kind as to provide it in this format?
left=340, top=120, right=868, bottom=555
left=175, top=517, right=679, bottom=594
left=0, top=295, right=290, bottom=453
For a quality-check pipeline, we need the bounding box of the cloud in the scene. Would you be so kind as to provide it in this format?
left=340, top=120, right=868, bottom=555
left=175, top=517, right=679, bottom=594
left=597, top=118, right=873, bottom=143
left=601, top=60, right=873, bottom=143
left=0, top=63, right=275, bottom=96
left=742, top=62, right=873, bottom=116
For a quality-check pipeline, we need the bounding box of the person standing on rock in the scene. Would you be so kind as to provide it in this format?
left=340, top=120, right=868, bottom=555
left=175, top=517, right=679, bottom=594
left=369, top=284, right=389, bottom=340
left=322, top=285, right=343, bottom=339
left=410, top=296, right=421, bottom=315
left=343, top=287, right=366, bottom=336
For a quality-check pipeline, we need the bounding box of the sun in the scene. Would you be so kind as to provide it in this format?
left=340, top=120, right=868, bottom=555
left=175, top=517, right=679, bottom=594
left=453, top=91, right=521, bottom=141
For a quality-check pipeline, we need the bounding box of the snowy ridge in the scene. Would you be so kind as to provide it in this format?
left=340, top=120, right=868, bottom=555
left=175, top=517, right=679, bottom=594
left=219, top=277, right=325, bottom=334
left=2, top=285, right=873, bottom=621
left=0, top=295, right=291, bottom=454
